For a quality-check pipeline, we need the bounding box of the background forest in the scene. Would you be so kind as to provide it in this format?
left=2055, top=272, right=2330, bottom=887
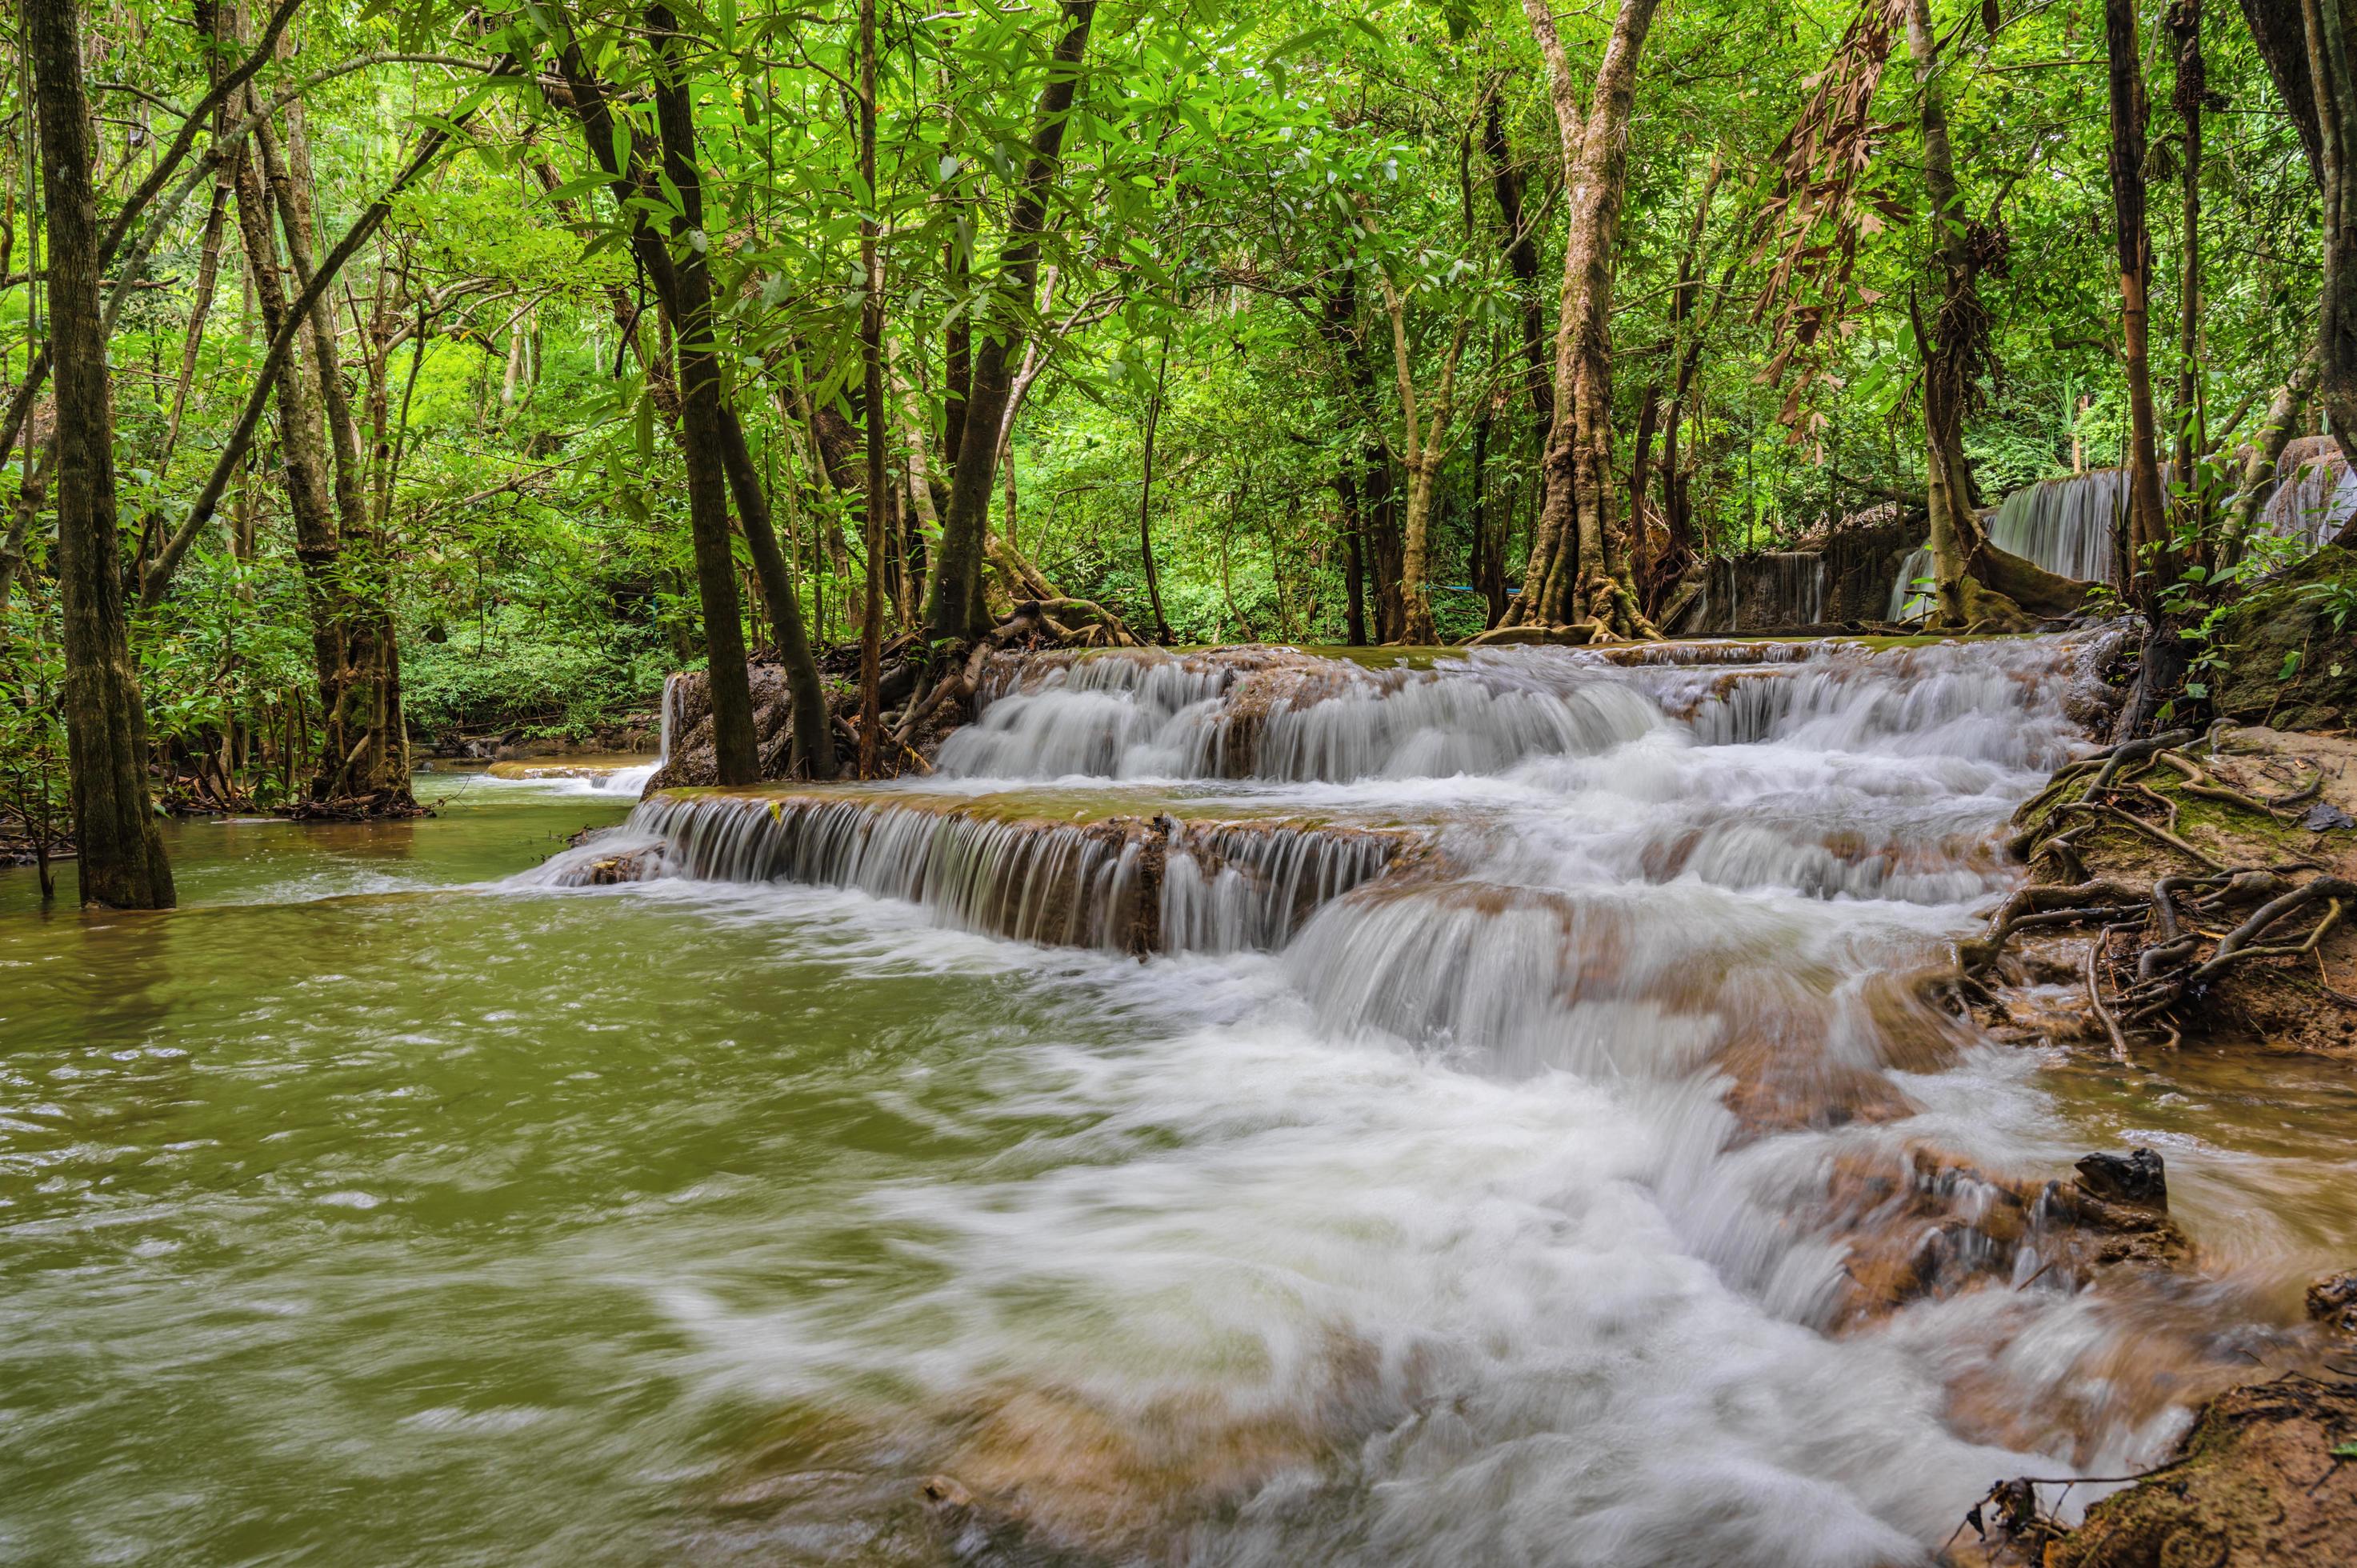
left=2, top=0, right=2351, bottom=900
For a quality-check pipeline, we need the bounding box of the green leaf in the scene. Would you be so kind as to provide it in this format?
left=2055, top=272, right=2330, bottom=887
left=2333, top=1443, right=2357, bottom=1459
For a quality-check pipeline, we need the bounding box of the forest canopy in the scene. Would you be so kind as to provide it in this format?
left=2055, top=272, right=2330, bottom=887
left=2, top=0, right=2353, bottom=906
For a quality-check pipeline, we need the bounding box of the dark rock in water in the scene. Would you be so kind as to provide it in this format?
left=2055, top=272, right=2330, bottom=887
left=2303, top=801, right=2355, bottom=832
left=566, top=825, right=617, bottom=850
left=2073, top=1148, right=2167, bottom=1210
left=2307, top=1269, right=2357, bottom=1334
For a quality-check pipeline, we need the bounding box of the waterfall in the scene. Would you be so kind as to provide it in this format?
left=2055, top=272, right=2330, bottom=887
left=534, top=788, right=1417, bottom=954
left=2259, top=434, right=2357, bottom=550
left=1886, top=546, right=1935, bottom=621
left=941, top=646, right=1663, bottom=782
left=600, top=672, right=680, bottom=796
left=1985, top=469, right=2128, bottom=582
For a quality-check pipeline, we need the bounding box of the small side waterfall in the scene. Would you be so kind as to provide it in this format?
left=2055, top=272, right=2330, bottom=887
left=1886, top=546, right=1935, bottom=621
left=2259, top=434, right=2357, bottom=550
left=601, top=673, right=681, bottom=796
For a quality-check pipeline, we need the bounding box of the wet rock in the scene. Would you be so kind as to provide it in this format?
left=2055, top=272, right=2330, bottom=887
left=2303, top=800, right=2355, bottom=832
left=2307, top=1269, right=2357, bottom=1335
left=2074, top=1148, right=2167, bottom=1210
left=1465, top=620, right=1601, bottom=647
left=2043, top=1374, right=2357, bottom=1567
left=575, top=848, right=658, bottom=886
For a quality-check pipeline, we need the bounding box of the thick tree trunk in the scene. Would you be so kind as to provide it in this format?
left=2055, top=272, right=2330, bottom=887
left=32, top=0, right=174, bottom=906
left=1519, top=0, right=1662, bottom=634
left=2242, top=0, right=2327, bottom=186
left=2298, top=0, right=2357, bottom=478
left=649, top=5, right=758, bottom=784
left=1906, top=0, right=1981, bottom=626
left=926, top=1, right=1097, bottom=639
left=2108, top=0, right=2175, bottom=602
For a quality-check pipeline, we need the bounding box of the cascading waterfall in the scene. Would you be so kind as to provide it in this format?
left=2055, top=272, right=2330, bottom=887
left=1985, top=468, right=2129, bottom=582
left=2260, top=434, right=2357, bottom=550
left=1886, top=545, right=1935, bottom=621
left=599, top=671, right=680, bottom=795
left=518, top=636, right=2268, bottom=1563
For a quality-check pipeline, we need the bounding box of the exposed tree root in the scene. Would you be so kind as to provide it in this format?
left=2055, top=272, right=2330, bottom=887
left=1971, top=733, right=2352, bottom=1049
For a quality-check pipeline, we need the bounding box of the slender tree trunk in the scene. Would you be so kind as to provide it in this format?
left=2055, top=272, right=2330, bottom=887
left=858, top=0, right=885, bottom=773
left=2223, top=350, right=2319, bottom=560
left=649, top=4, right=758, bottom=784
left=255, top=80, right=408, bottom=806
left=1906, top=0, right=1980, bottom=626
left=2171, top=0, right=2209, bottom=551
left=1481, top=88, right=1554, bottom=445
left=926, top=1, right=1097, bottom=639
left=226, top=110, right=345, bottom=790
left=1334, top=466, right=1368, bottom=644
left=32, top=0, right=174, bottom=907
left=1137, top=339, right=1172, bottom=642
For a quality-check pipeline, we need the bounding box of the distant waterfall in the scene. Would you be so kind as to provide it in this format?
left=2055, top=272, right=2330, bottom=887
left=1984, top=469, right=2127, bottom=583
left=2260, top=435, right=2357, bottom=550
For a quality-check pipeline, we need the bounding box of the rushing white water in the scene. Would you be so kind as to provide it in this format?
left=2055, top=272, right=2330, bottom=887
left=522, top=638, right=2258, bottom=1564
left=597, top=672, right=682, bottom=795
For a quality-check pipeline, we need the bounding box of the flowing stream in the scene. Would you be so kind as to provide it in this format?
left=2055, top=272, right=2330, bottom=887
left=7, top=636, right=2357, bottom=1566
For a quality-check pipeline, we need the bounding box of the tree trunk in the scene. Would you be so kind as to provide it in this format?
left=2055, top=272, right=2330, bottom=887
left=2241, top=0, right=2327, bottom=187
left=926, top=1, right=1097, bottom=639
left=2171, top=0, right=2207, bottom=530
left=650, top=4, right=758, bottom=784
left=2299, top=0, right=2357, bottom=479
left=1481, top=89, right=1554, bottom=443
left=2223, top=350, right=2318, bottom=558
left=1519, top=0, right=1662, bottom=634
left=254, top=74, right=409, bottom=806
left=1137, top=340, right=1172, bottom=642
left=32, top=0, right=174, bottom=906
left=2108, top=0, right=2175, bottom=603
left=858, top=0, right=885, bottom=774
left=1335, top=466, right=1368, bottom=644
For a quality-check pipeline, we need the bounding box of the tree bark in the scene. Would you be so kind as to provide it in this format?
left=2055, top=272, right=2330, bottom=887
left=32, top=0, right=174, bottom=906
left=857, top=0, right=885, bottom=773
left=926, top=1, right=1097, bottom=639
left=649, top=4, right=758, bottom=784
left=1137, top=339, right=1173, bottom=642
left=254, top=65, right=409, bottom=805
left=2240, top=0, right=2326, bottom=189
left=2172, top=0, right=2207, bottom=515
left=1519, top=0, right=1662, bottom=634
left=2298, top=0, right=2357, bottom=478
left=2108, top=0, right=2175, bottom=602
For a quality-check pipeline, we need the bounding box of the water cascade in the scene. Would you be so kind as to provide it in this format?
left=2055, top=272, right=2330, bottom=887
left=2259, top=434, right=2357, bottom=550
left=599, top=671, right=681, bottom=795
left=506, top=638, right=2303, bottom=1562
